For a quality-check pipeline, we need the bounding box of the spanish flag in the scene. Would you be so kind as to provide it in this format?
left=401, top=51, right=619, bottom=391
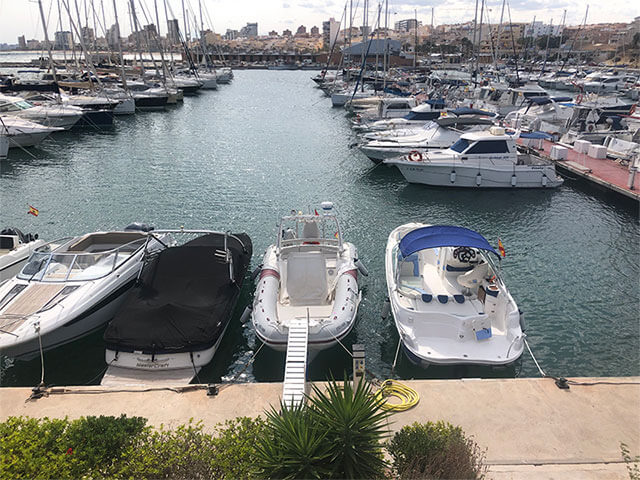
left=498, top=238, right=506, bottom=258
left=28, top=205, right=39, bottom=217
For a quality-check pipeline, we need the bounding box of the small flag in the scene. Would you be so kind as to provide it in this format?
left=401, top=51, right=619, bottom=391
left=498, top=238, right=506, bottom=258
left=314, top=209, right=319, bottom=216
left=28, top=205, right=39, bottom=217
left=334, top=231, right=339, bottom=239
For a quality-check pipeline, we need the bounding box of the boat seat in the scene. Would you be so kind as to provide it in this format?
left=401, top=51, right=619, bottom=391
left=457, top=262, right=489, bottom=289
left=301, top=221, right=320, bottom=241
left=0, top=235, right=18, bottom=250
left=286, top=252, right=328, bottom=306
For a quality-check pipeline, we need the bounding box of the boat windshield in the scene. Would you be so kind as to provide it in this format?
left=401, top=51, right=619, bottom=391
left=0, top=99, right=32, bottom=112
left=17, top=237, right=146, bottom=282
left=450, top=138, right=471, bottom=153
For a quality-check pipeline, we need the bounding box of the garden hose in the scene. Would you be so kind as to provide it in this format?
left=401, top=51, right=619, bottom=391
left=375, top=379, right=419, bottom=412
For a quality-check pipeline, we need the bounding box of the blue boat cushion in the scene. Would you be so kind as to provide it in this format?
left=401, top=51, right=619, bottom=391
left=405, top=253, right=420, bottom=276
left=453, top=294, right=465, bottom=304
left=421, top=293, right=432, bottom=303
left=437, top=295, right=448, bottom=304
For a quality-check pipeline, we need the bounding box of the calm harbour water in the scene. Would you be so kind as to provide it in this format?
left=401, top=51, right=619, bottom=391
left=0, top=70, right=638, bottom=387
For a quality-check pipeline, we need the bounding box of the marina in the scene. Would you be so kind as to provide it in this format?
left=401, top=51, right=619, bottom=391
left=0, top=1, right=639, bottom=474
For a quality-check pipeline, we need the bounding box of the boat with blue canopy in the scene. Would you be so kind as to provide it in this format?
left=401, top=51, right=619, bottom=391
left=385, top=223, right=525, bottom=367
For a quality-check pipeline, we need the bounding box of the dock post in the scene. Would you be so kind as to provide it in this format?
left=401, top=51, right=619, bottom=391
left=627, top=159, right=638, bottom=190
left=352, top=344, right=365, bottom=389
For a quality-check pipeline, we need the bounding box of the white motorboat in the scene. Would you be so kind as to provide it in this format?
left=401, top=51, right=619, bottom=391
left=103, top=230, right=252, bottom=374
left=0, top=225, right=159, bottom=359
left=384, top=127, right=564, bottom=188
left=0, top=115, right=63, bottom=148
left=0, top=129, right=8, bottom=159
left=350, top=97, right=418, bottom=122
left=331, top=86, right=376, bottom=107
left=0, top=94, right=83, bottom=130
left=251, top=202, right=362, bottom=356
left=0, top=228, right=45, bottom=285
left=385, top=223, right=525, bottom=367
left=352, top=101, right=445, bottom=133
left=359, top=110, right=495, bottom=164
left=504, top=96, right=574, bottom=133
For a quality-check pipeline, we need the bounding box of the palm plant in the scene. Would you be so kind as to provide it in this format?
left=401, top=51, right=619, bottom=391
left=309, top=378, right=390, bottom=479
left=254, top=400, right=334, bottom=479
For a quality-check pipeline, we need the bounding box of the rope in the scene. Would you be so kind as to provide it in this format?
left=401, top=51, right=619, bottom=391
left=217, top=341, right=266, bottom=392
left=374, top=379, right=419, bottom=412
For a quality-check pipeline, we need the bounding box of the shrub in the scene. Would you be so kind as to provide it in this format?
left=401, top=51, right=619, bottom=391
left=621, top=442, right=640, bottom=480
left=309, top=378, right=390, bottom=479
left=254, top=401, right=334, bottom=479
left=387, top=421, right=487, bottom=480
left=0, top=415, right=146, bottom=479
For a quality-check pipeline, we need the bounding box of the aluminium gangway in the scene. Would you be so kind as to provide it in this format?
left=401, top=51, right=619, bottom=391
left=282, top=316, right=309, bottom=407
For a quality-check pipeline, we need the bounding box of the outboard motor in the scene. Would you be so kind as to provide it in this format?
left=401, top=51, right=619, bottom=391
left=124, top=222, right=155, bottom=232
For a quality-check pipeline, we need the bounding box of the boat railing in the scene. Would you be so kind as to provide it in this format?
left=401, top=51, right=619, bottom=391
left=18, top=236, right=147, bottom=283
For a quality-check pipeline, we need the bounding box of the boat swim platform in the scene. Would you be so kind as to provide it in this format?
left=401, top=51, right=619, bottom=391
left=1, top=376, right=638, bottom=479
left=518, top=138, right=640, bottom=202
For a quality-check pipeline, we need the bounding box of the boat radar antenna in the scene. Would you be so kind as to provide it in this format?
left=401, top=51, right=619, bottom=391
left=321, top=201, right=334, bottom=213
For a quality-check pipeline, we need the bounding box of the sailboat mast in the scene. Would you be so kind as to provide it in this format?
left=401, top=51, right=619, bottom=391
left=111, top=0, right=128, bottom=90
left=36, top=0, right=58, bottom=83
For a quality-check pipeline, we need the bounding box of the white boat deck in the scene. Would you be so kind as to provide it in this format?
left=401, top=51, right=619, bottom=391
left=101, top=366, right=199, bottom=387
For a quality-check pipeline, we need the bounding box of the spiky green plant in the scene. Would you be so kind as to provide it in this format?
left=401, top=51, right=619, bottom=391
left=309, top=378, right=390, bottom=479
left=254, top=400, right=334, bottom=479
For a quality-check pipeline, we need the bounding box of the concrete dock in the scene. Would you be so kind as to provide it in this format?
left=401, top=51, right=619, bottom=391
left=1, top=377, right=638, bottom=479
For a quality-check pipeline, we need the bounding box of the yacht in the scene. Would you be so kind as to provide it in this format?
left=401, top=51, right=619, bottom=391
left=0, top=115, right=63, bottom=148
left=0, top=228, right=45, bottom=285
left=352, top=100, right=445, bottom=133
left=0, top=94, right=83, bottom=130
left=385, top=223, right=525, bottom=366
left=359, top=110, right=495, bottom=164
left=251, top=202, right=362, bottom=357
left=384, top=127, right=564, bottom=188
left=0, top=226, right=159, bottom=359
left=104, top=230, right=252, bottom=374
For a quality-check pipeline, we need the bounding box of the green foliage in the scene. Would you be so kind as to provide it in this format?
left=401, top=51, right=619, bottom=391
left=621, top=442, right=640, bottom=480
left=387, top=421, right=487, bottom=480
left=0, top=415, right=146, bottom=479
left=0, top=415, right=265, bottom=480
left=255, top=401, right=334, bottom=479
left=309, top=378, right=390, bottom=479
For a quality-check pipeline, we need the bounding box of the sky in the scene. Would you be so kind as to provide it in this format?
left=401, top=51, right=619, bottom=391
left=0, top=0, right=638, bottom=44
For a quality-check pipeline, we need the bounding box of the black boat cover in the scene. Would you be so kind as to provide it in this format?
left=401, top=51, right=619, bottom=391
left=104, top=233, right=252, bottom=354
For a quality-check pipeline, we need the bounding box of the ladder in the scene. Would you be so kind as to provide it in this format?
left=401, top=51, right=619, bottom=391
left=282, top=315, right=309, bottom=407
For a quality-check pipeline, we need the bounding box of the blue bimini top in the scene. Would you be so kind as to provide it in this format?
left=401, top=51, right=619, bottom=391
left=399, top=225, right=499, bottom=258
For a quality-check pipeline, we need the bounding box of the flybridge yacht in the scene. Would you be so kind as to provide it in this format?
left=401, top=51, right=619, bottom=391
left=504, top=96, right=574, bottom=133
left=385, top=224, right=525, bottom=367
left=0, top=115, right=63, bottom=148
left=384, top=127, right=563, bottom=188
left=474, top=84, right=550, bottom=116
left=0, top=226, right=159, bottom=359
left=359, top=109, right=496, bottom=164
left=0, top=94, right=83, bottom=130
left=251, top=203, right=362, bottom=357
left=352, top=100, right=445, bottom=133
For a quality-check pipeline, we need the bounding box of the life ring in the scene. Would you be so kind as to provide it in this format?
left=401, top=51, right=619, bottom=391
left=576, top=94, right=583, bottom=104
left=408, top=150, right=422, bottom=162
left=587, top=123, right=595, bottom=132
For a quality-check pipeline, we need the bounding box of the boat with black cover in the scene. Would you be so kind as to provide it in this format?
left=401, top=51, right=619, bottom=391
left=103, top=230, right=252, bottom=378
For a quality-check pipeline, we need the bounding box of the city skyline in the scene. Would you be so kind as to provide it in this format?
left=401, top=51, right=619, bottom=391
left=0, top=0, right=638, bottom=44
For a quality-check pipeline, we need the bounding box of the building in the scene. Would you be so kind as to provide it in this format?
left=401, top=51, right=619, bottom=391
left=225, top=29, right=239, bottom=40
left=54, top=31, right=72, bottom=50
left=524, top=21, right=564, bottom=38
left=18, top=35, right=26, bottom=49
left=269, top=30, right=278, bottom=37
left=106, top=24, right=120, bottom=49
left=342, top=38, right=401, bottom=57
left=26, top=39, right=41, bottom=50
left=322, top=17, right=341, bottom=49
left=167, top=18, right=180, bottom=44
left=296, top=25, right=307, bottom=36
left=283, top=29, right=292, bottom=37
left=310, top=26, right=319, bottom=36
left=240, top=22, right=258, bottom=38
left=395, top=19, right=420, bottom=32
left=80, top=26, right=94, bottom=44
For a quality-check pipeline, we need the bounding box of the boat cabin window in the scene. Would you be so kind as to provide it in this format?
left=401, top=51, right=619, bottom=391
left=450, top=138, right=471, bottom=153
left=465, top=140, right=510, bottom=154
left=387, top=102, right=411, bottom=110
